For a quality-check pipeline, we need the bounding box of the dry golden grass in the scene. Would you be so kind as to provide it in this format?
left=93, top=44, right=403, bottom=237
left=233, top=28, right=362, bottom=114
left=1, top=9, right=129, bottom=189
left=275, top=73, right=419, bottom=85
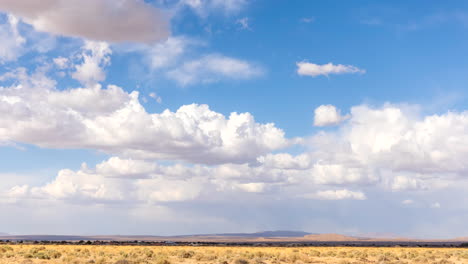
left=0, top=244, right=467, bottom=264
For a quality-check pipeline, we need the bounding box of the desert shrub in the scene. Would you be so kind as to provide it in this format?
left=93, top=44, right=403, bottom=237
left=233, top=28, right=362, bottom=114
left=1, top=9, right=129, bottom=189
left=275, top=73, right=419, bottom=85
left=337, top=260, right=352, bottom=264
left=114, top=260, right=132, bottom=264
left=432, top=260, right=454, bottom=264
left=96, top=257, right=107, bottom=264
left=155, top=258, right=171, bottom=264
left=29, top=246, right=45, bottom=254
left=47, top=249, right=62, bottom=259
left=234, top=258, right=249, bottom=264
left=0, top=245, right=13, bottom=253
left=253, top=257, right=266, bottom=264
left=142, top=248, right=154, bottom=258
left=34, top=251, right=50, bottom=259
left=178, top=250, right=195, bottom=258
left=4, top=251, right=15, bottom=258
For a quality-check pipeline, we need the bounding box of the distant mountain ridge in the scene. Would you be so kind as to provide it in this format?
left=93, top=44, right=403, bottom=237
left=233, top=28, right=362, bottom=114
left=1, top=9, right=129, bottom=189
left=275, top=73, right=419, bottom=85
left=0, top=231, right=467, bottom=243
left=189, top=231, right=313, bottom=238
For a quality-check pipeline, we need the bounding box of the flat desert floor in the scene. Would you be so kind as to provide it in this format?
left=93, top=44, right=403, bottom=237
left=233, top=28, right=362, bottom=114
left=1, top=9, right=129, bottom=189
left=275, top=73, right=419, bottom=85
left=0, top=245, right=467, bottom=264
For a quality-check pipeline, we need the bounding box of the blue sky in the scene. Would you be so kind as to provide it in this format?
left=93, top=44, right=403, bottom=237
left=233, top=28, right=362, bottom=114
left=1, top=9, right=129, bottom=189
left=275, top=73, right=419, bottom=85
left=0, top=0, right=468, bottom=238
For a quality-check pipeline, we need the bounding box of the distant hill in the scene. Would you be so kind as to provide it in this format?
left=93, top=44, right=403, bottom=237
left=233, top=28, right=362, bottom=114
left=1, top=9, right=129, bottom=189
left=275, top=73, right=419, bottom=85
left=0, top=231, right=467, bottom=243
left=0, top=232, right=9, bottom=236
left=200, top=231, right=312, bottom=238
left=302, top=233, right=363, bottom=241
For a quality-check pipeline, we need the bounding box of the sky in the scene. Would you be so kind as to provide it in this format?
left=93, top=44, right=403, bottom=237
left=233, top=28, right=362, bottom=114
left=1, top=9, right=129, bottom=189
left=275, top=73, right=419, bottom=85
left=0, top=0, right=468, bottom=239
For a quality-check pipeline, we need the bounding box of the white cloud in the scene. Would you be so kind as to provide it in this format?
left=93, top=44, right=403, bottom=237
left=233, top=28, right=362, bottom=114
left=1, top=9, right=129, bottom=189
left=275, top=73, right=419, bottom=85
left=311, top=164, right=378, bottom=185
left=181, top=0, right=247, bottom=16
left=301, top=17, right=315, bottom=23
left=402, top=199, right=414, bottom=205
left=297, top=62, right=365, bottom=77
left=314, top=104, right=349, bottom=126
left=305, top=189, right=367, bottom=200
left=2, top=65, right=468, bottom=207
left=304, top=103, right=468, bottom=192
left=149, top=36, right=192, bottom=69
left=0, top=68, right=288, bottom=164
left=149, top=92, right=162, bottom=103
left=53, top=57, right=69, bottom=69
left=390, top=175, right=425, bottom=191
left=0, top=0, right=170, bottom=43
left=167, top=54, right=263, bottom=86
left=0, top=14, right=25, bottom=63
left=236, top=17, right=250, bottom=30
left=71, top=41, right=112, bottom=86
left=95, top=157, right=157, bottom=179
left=431, top=202, right=441, bottom=209
left=234, top=182, right=265, bottom=193
left=257, top=153, right=310, bottom=170
left=145, top=37, right=262, bottom=86
left=3, top=157, right=263, bottom=203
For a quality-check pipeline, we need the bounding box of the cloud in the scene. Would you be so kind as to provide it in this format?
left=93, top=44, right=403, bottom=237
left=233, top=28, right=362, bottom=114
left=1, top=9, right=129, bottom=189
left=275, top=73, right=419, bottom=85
left=3, top=157, right=271, bottom=203
left=402, top=199, right=414, bottom=205
left=149, top=92, right=162, bottom=103
left=390, top=175, right=426, bottom=191
left=181, top=0, right=248, bottom=16
left=300, top=17, right=315, bottom=23
left=314, top=104, right=349, bottom=126
left=0, top=0, right=170, bottom=43
left=2, top=65, right=467, bottom=211
left=257, top=153, right=311, bottom=170
left=304, top=189, right=367, bottom=200
left=145, top=37, right=262, bottom=86
left=166, top=54, right=263, bottom=86
left=0, top=67, right=288, bottom=164
left=297, top=62, right=365, bottom=77
left=53, top=57, right=69, bottom=69
left=148, top=36, right=193, bottom=70
left=4, top=157, right=206, bottom=203
left=236, top=17, right=250, bottom=30
left=304, top=103, right=468, bottom=193
left=0, top=14, right=25, bottom=62
left=71, top=41, right=112, bottom=86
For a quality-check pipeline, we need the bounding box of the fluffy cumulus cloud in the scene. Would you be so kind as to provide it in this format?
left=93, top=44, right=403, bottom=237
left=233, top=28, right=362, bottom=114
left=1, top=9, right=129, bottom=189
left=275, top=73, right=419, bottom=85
left=71, top=41, right=112, bottom=86
left=4, top=101, right=468, bottom=209
left=306, top=103, right=468, bottom=194
left=2, top=62, right=468, bottom=199
left=314, top=104, right=349, bottom=126
left=297, top=61, right=365, bottom=77
left=3, top=157, right=273, bottom=203
left=4, top=154, right=371, bottom=204
left=166, top=54, right=264, bottom=86
left=0, top=0, right=170, bottom=43
left=0, top=67, right=288, bottom=164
